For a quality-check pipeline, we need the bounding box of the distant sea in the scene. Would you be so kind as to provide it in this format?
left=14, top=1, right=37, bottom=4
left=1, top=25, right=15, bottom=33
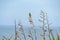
left=0, top=25, right=60, bottom=40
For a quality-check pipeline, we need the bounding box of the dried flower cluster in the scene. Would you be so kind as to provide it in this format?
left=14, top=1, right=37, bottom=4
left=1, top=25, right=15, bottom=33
left=2, top=10, right=60, bottom=40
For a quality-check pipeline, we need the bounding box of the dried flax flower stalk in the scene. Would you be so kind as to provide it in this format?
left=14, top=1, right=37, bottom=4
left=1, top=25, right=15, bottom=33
left=28, top=29, right=33, bottom=40
left=28, top=13, right=34, bottom=28
left=18, top=21, right=26, bottom=40
left=39, top=10, right=47, bottom=40
left=46, top=13, right=52, bottom=40
left=28, top=13, right=34, bottom=40
left=28, top=13, right=37, bottom=40
left=15, top=20, right=21, bottom=40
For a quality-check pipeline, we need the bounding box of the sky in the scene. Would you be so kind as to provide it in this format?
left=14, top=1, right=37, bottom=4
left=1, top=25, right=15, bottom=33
left=0, top=0, right=60, bottom=27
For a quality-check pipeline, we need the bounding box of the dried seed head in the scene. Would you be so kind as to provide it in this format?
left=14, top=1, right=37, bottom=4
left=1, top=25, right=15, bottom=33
left=28, top=34, right=31, bottom=37
left=39, top=19, right=43, bottom=22
left=16, top=31, right=19, bottom=39
left=28, top=30, right=32, bottom=38
left=28, top=13, right=33, bottom=25
left=29, top=13, right=31, bottom=18
left=40, top=34, right=45, bottom=38
left=43, top=30, right=47, bottom=32
left=21, top=31, right=24, bottom=36
left=40, top=10, right=46, bottom=18
left=40, top=10, right=44, bottom=15
left=29, top=18, right=32, bottom=22
left=18, top=22, right=22, bottom=27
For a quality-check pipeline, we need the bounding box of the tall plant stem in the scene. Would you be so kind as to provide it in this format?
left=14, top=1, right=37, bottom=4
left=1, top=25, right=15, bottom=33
left=15, top=20, right=17, bottom=40
left=46, top=13, right=51, bottom=40
left=43, top=13, right=45, bottom=40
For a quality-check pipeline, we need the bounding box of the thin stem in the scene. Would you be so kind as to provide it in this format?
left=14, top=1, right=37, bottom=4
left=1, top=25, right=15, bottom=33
left=46, top=13, right=51, bottom=40
left=30, top=29, right=33, bottom=40
left=15, top=20, right=17, bottom=40
left=43, top=13, right=45, bottom=40
left=34, top=29, right=37, bottom=40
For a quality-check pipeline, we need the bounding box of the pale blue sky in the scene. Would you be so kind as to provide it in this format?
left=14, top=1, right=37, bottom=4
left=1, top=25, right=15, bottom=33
left=0, top=0, right=60, bottom=27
